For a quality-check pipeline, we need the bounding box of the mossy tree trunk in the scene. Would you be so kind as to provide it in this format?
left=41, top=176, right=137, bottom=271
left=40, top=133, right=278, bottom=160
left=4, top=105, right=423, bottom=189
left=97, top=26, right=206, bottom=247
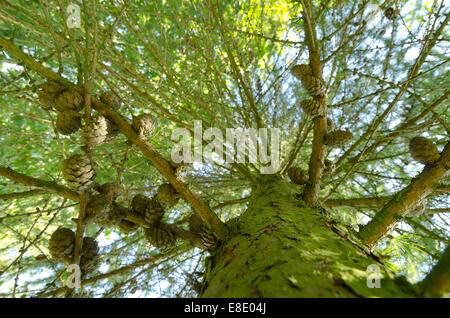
left=200, top=176, right=418, bottom=297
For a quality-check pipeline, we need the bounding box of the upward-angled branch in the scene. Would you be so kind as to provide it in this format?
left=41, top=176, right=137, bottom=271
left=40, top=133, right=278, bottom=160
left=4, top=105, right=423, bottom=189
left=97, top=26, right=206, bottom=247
left=0, top=35, right=228, bottom=240
left=359, top=142, right=450, bottom=248
left=299, top=0, right=327, bottom=205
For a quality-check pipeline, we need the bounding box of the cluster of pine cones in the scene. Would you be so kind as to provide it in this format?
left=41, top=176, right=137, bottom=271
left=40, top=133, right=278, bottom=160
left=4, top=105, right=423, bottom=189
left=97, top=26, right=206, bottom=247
left=288, top=63, right=354, bottom=183
left=291, top=64, right=326, bottom=120
left=130, top=183, right=181, bottom=250
left=188, top=213, right=217, bottom=250
left=37, top=82, right=120, bottom=146
left=38, top=81, right=156, bottom=149
left=48, top=227, right=99, bottom=276
left=291, top=64, right=354, bottom=148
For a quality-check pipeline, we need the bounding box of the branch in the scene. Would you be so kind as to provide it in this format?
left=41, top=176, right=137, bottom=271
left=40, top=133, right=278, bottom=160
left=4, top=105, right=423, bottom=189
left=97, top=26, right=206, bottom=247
left=0, top=35, right=228, bottom=240
left=122, top=208, right=203, bottom=248
left=419, top=245, right=450, bottom=297
left=323, top=196, right=390, bottom=208
left=299, top=0, right=326, bottom=205
left=0, top=189, right=47, bottom=201
left=72, top=194, right=88, bottom=267
left=0, top=166, right=79, bottom=201
left=359, top=142, right=450, bottom=248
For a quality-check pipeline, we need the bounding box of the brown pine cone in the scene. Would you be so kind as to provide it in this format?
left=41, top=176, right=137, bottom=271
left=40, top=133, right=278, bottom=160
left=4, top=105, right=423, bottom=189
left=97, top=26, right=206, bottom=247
left=95, top=182, right=117, bottom=199
left=100, top=91, right=120, bottom=110
left=188, top=213, right=204, bottom=234
left=80, top=237, right=99, bottom=275
left=323, top=159, right=335, bottom=176
left=38, top=82, right=64, bottom=108
left=287, top=167, right=308, bottom=185
left=82, top=115, right=108, bottom=149
left=144, top=197, right=165, bottom=226
left=55, top=110, right=82, bottom=135
left=300, top=99, right=325, bottom=117
left=324, top=130, right=353, bottom=147
left=385, top=7, right=395, bottom=20
left=409, top=136, right=440, bottom=164
left=200, top=226, right=217, bottom=249
left=132, top=114, right=155, bottom=137
left=131, top=194, right=151, bottom=215
left=62, top=154, right=95, bottom=192
left=54, top=90, right=83, bottom=112
left=144, top=224, right=177, bottom=250
left=85, top=194, right=112, bottom=225
left=291, top=64, right=312, bottom=79
left=48, top=227, right=75, bottom=263
left=301, top=75, right=326, bottom=97
left=155, top=183, right=180, bottom=207
left=109, top=203, right=128, bottom=225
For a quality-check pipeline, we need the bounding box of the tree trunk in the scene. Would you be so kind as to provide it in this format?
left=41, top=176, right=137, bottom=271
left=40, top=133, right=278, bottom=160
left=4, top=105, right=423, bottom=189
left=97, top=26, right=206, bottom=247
left=200, top=176, right=419, bottom=297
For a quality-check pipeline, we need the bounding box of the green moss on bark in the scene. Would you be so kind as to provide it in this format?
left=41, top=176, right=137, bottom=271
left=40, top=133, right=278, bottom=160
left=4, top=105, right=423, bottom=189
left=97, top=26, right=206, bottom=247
left=200, top=176, right=419, bottom=298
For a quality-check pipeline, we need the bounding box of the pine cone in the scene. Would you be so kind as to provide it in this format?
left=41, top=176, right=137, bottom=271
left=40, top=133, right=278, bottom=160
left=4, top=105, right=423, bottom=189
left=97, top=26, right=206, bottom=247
left=62, top=154, right=95, bottom=192
left=49, top=227, right=75, bottom=263
left=131, top=194, right=151, bottom=215
left=55, top=110, right=82, bottom=135
left=301, top=75, right=326, bottom=97
left=85, top=194, right=112, bottom=225
left=409, top=137, right=440, bottom=164
left=156, top=183, right=180, bottom=207
left=326, top=117, right=335, bottom=132
left=256, top=77, right=262, bottom=96
left=54, top=90, right=83, bottom=112
left=109, top=203, right=128, bottom=225
left=82, top=115, right=108, bottom=148
left=100, top=91, right=120, bottom=110
left=291, top=64, right=312, bottom=79
left=132, top=114, right=155, bottom=137
left=80, top=237, right=99, bottom=275
left=96, top=182, right=117, bottom=199
left=38, top=82, right=64, bottom=108
left=200, top=226, right=217, bottom=249
left=324, top=130, right=353, bottom=147
left=287, top=167, right=308, bottom=185
left=144, top=197, right=165, bottom=226
left=188, top=213, right=204, bottom=234
left=300, top=99, right=324, bottom=117
left=409, top=200, right=427, bottom=217
left=385, top=7, right=395, bottom=20
left=323, top=159, right=335, bottom=176
left=118, top=220, right=139, bottom=234
left=144, top=224, right=177, bottom=250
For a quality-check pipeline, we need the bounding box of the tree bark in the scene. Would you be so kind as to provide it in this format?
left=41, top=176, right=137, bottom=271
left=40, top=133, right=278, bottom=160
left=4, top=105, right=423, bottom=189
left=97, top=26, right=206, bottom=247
left=200, top=176, right=418, bottom=297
